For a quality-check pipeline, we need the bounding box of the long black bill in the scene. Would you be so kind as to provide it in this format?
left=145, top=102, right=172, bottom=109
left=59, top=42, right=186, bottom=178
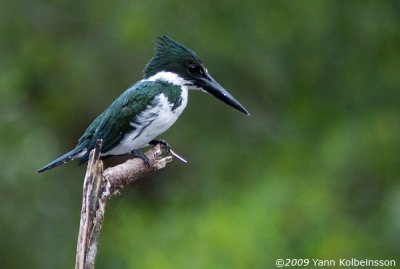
left=196, top=73, right=250, bottom=115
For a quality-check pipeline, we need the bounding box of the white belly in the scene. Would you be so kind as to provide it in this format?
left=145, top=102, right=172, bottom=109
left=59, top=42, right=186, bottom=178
left=101, top=90, right=188, bottom=156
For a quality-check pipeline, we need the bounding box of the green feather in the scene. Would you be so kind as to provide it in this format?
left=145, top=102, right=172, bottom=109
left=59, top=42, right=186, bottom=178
left=76, top=80, right=182, bottom=163
left=143, top=35, right=202, bottom=79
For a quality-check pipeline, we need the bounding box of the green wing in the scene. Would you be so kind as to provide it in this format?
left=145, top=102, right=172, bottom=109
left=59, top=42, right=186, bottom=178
left=76, top=81, right=161, bottom=162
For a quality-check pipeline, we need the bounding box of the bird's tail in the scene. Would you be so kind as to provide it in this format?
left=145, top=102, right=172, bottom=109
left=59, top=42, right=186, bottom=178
left=37, top=147, right=86, bottom=173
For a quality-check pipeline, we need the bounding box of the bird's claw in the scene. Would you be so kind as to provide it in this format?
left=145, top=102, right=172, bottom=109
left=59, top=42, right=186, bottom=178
left=149, top=139, right=187, bottom=164
left=149, top=139, right=171, bottom=155
left=129, top=149, right=150, bottom=168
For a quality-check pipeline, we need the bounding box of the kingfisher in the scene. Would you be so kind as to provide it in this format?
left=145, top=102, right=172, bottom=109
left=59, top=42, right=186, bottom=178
left=38, top=36, right=249, bottom=173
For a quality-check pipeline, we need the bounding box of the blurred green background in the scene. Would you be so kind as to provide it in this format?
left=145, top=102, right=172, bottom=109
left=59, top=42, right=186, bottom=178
left=1, top=1, right=399, bottom=268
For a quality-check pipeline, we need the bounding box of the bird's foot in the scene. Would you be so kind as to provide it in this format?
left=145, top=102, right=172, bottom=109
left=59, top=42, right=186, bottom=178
left=149, top=139, right=171, bottom=155
left=129, top=149, right=150, bottom=168
left=149, top=139, right=188, bottom=164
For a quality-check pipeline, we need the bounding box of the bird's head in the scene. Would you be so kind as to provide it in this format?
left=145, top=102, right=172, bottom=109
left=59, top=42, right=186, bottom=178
left=144, top=36, right=249, bottom=115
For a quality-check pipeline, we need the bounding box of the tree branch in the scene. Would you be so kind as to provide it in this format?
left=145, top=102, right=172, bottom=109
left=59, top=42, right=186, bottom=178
left=75, top=140, right=173, bottom=269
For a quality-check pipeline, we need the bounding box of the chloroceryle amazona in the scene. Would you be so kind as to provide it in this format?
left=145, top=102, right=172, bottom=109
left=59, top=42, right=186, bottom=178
left=38, top=36, right=249, bottom=173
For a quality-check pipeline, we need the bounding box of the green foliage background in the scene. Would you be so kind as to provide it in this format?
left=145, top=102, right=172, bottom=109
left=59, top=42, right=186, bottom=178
left=1, top=1, right=399, bottom=268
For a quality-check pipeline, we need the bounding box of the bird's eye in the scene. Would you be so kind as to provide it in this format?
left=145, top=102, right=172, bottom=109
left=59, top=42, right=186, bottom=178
left=187, top=64, right=204, bottom=75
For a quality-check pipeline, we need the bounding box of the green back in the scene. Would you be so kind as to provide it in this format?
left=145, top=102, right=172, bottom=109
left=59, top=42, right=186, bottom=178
left=76, top=80, right=183, bottom=162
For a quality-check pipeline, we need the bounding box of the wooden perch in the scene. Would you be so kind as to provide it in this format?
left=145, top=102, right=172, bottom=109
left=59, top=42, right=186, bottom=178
left=75, top=140, right=173, bottom=269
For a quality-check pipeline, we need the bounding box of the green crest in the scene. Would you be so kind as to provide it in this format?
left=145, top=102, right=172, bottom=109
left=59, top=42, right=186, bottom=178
left=143, top=36, right=202, bottom=79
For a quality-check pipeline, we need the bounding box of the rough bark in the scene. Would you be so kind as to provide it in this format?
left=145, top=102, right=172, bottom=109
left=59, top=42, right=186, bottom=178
left=75, top=140, right=173, bottom=269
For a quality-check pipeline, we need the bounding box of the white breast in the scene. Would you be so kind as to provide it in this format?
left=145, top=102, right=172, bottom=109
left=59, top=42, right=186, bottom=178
left=101, top=89, right=188, bottom=156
